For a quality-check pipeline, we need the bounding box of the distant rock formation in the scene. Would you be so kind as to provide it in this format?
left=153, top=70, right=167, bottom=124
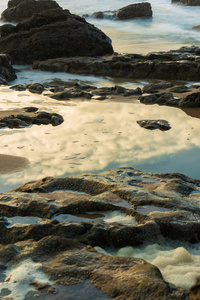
left=172, top=0, right=200, bottom=5
left=86, top=2, right=153, bottom=20
left=115, top=2, right=152, bottom=20
left=0, top=2, right=113, bottom=64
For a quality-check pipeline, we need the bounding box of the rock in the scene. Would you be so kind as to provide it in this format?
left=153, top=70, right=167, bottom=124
left=0, top=111, right=64, bottom=128
left=1, top=0, right=62, bottom=22
left=179, top=92, right=200, bottom=107
left=25, top=83, right=45, bottom=94
left=137, top=119, right=171, bottom=131
left=0, top=168, right=200, bottom=298
left=189, top=277, right=200, bottom=299
left=0, top=7, right=113, bottom=64
left=50, top=88, right=92, bottom=100
left=143, top=82, right=174, bottom=93
left=32, top=46, right=200, bottom=81
left=0, top=54, right=17, bottom=84
left=170, top=85, right=189, bottom=93
left=115, top=2, right=153, bottom=20
left=139, top=92, right=178, bottom=106
left=173, top=0, right=200, bottom=5
left=92, top=11, right=104, bottom=19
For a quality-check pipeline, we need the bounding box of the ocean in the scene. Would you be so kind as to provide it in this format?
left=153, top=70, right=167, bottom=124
left=1, top=0, right=200, bottom=53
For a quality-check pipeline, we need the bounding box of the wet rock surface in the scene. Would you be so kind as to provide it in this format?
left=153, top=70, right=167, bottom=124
left=0, top=109, right=64, bottom=128
left=0, top=168, right=200, bottom=298
left=137, top=119, right=171, bottom=131
left=172, top=0, right=200, bottom=5
left=0, top=54, right=17, bottom=84
left=32, top=46, right=200, bottom=82
left=0, top=4, right=113, bottom=64
left=89, top=2, right=153, bottom=20
left=115, top=2, right=152, bottom=20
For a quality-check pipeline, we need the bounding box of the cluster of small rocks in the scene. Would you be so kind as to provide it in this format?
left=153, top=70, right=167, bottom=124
left=0, top=109, right=64, bottom=129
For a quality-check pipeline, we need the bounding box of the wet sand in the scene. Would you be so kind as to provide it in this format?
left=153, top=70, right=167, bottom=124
left=0, top=154, right=30, bottom=174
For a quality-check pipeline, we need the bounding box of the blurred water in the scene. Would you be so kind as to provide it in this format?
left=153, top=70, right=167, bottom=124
left=1, top=0, right=200, bottom=53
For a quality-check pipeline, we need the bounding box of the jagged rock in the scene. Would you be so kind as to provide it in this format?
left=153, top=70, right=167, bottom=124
left=32, top=46, right=200, bottom=81
left=0, top=7, right=113, bottom=64
left=1, top=0, right=62, bottom=22
left=137, top=119, right=171, bottom=131
left=115, top=2, right=152, bottom=20
left=0, top=54, right=17, bottom=84
left=0, top=168, right=200, bottom=298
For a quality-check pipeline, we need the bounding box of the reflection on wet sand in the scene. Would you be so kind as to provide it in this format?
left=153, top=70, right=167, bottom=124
left=0, top=87, right=199, bottom=191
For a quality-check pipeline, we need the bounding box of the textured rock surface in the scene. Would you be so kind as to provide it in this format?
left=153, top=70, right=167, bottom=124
left=0, top=110, right=64, bottom=128
left=0, top=167, right=198, bottom=298
left=0, top=6, right=113, bottom=64
left=137, top=119, right=171, bottom=131
left=0, top=54, right=17, bottom=84
left=33, top=46, right=200, bottom=81
left=115, top=2, right=152, bottom=20
left=1, top=0, right=61, bottom=22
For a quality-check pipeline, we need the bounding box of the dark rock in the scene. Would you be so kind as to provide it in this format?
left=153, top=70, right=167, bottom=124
left=137, top=119, right=171, bottom=131
left=1, top=0, right=61, bottom=22
left=143, top=82, right=174, bottom=93
left=25, top=83, right=45, bottom=94
left=170, top=85, right=189, bottom=93
left=92, top=11, right=104, bottom=19
left=10, top=84, right=26, bottom=91
left=0, top=7, right=113, bottom=64
left=0, top=111, right=64, bottom=128
left=179, top=92, right=200, bottom=107
left=32, top=46, right=200, bottom=81
left=23, top=106, right=39, bottom=113
left=115, top=2, right=153, bottom=20
left=173, top=0, right=200, bottom=5
left=0, top=54, right=17, bottom=84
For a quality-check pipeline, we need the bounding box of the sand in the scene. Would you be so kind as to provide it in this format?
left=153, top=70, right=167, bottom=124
left=0, top=154, right=30, bottom=174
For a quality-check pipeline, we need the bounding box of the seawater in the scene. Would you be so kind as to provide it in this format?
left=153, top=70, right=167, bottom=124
left=1, top=0, right=200, bottom=53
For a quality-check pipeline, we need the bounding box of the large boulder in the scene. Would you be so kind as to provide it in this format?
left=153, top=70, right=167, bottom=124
left=0, top=7, right=113, bottom=64
left=0, top=54, right=17, bottom=84
left=1, top=0, right=61, bottom=22
left=115, top=2, right=152, bottom=20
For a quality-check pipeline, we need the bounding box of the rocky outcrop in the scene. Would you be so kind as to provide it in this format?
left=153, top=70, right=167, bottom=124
left=0, top=54, right=16, bottom=84
left=86, top=2, right=152, bottom=20
left=0, top=167, right=200, bottom=298
left=32, top=46, right=200, bottom=81
left=1, top=0, right=62, bottom=22
left=137, top=119, right=171, bottom=131
left=0, top=110, right=64, bottom=128
left=0, top=6, right=113, bottom=64
left=172, top=0, right=200, bottom=5
left=115, top=2, right=152, bottom=20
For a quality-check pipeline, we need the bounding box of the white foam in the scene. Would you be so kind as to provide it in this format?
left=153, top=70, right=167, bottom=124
left=95, top=242, right=200, bottom=290
left=103, top=211, right=137, bottom=225
left=0, top=259, right=52, bottom=300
